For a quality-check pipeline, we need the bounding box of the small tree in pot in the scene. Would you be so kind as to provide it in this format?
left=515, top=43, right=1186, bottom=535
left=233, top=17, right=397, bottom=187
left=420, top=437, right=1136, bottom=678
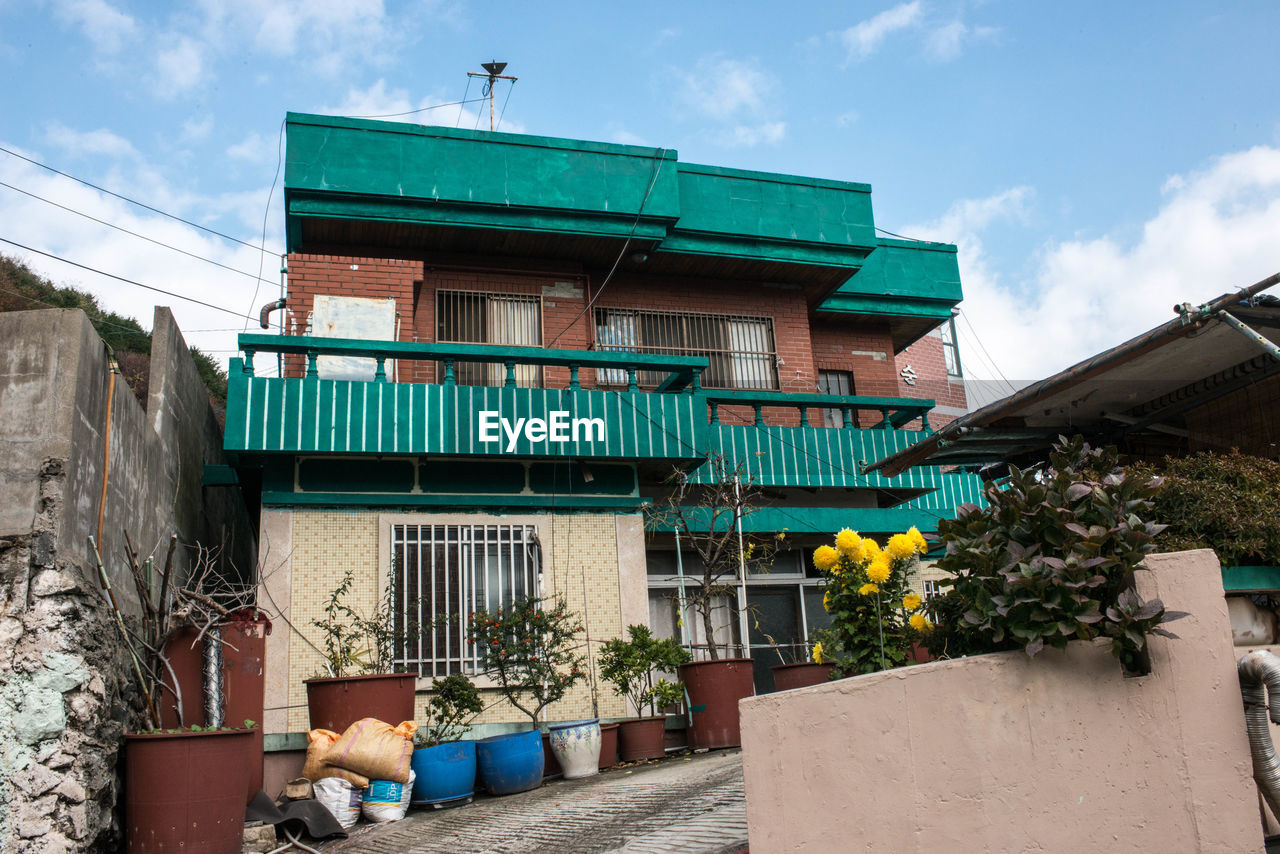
left=599, top=625, right=691, bottom=761
left=410, top=674, right=485, bottom=806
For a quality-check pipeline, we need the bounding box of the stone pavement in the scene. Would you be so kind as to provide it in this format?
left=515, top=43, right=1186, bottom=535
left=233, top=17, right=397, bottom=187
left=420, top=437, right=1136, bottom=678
left=322, top=749, right=748, bottom=854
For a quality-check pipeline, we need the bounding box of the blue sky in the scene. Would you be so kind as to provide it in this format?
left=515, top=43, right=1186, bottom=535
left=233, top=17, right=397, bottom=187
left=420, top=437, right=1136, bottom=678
left=2, top=1, right=1278, bottom=385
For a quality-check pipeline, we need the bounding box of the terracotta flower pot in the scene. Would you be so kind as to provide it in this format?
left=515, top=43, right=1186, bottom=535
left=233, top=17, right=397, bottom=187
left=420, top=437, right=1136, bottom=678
left=599, top=723, right=619, bottom=769
left=304, top=673, right=416, bottom=733
left=771, top=662, right=835, bottom=692
left=679, top=658, right=755, bottom=750
left=125, top=728, right=252, bottom=853
left=617, top=717, right=666, bottom=761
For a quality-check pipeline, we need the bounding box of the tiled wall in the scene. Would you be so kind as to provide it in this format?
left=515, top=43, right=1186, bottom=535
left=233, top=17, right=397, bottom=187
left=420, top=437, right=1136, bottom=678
left=279, top=509, right=629, bottom=733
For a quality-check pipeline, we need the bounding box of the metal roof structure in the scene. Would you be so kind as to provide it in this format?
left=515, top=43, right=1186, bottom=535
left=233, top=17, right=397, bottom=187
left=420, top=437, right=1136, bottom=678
left=865, top=272, right=1280, bottom=477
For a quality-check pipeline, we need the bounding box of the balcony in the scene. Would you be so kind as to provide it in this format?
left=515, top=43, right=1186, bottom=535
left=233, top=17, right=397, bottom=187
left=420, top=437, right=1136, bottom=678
left=225, top=334, right=982, bottom=515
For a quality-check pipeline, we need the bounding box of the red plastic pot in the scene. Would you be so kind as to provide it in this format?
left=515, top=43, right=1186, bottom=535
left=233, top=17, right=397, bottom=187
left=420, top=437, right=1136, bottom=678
left=125, top=728, right=252, bottom=853
left=541, top=731, right=562, bottom=777
left=304, top=673, right=416, bottom=733
left=771, top=662, right=834, bottom=692
left=679, top=658, right=755, bottom=750
left=599, top=723, right=619, bottom=769
left=617, top=717, right=666, bottom=761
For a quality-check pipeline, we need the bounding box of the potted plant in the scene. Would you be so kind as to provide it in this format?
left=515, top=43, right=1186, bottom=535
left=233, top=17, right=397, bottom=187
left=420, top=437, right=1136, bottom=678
left=409, top=674, right=485, bottom=806
left=647, top=454, right=782, bottom=749
left=599, top=625, right=691, bottom=761
left=466, top=595, right=587, bottom=793
left=809, top=526, right=931, bottom=677
left=306, top=568, right=416, bottom=733
left=92, top=534, right=258, bottom=853
left=769, top=641, right=835, bottom=692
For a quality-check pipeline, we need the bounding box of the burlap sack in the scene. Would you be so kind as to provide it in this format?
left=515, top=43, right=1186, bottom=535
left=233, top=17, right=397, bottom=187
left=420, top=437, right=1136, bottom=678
left=321, top=719, right=418, bottom=785
left=302, top=729, right=370, bottom=788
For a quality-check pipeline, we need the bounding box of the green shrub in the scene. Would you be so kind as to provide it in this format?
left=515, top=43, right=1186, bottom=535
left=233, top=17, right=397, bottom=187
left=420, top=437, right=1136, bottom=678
left=1131, top=452, right=1280, bottom=566
left=927, top=436, right=1183, bottom=673
left=598, top=625, right=691, bottom=717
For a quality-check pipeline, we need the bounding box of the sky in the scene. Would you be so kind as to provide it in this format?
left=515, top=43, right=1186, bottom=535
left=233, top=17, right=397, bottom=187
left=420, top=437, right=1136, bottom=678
left=1, top=1, right=1278, bottom=390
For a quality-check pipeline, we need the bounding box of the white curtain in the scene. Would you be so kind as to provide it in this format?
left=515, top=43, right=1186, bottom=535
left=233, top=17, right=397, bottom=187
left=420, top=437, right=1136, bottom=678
left=486, top=296, right=540, bottom=387
left=728, top=319, right=772, bottom=389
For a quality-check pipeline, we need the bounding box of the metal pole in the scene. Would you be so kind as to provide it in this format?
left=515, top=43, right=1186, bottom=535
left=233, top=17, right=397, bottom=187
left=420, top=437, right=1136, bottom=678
left=1216, top=310, right=1280, bottom=361
left=733, top=477, right=749, bottom=659
left=674, top=530, right=689, bottom=649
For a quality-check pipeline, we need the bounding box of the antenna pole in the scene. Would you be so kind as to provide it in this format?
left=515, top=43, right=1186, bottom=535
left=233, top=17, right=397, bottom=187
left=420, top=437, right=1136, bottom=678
left=468, top=61, right=518, bottom=132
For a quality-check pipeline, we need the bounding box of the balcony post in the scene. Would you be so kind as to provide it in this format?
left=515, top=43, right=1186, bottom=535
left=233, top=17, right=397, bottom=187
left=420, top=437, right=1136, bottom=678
left=842, top=407, right=853, bottom=430
left=709, top=402, right=720, bottom=425
left=754, top=405, right=765, bottom=427
left=504, top=362, right=517, bottom=388
left=242, top=348, right=256, bottom=375
left=686, top=367, right=703, bottom=396
left=921, top=411, right=931, bottom=433
left=443, top=358, right=456, bottom=387
left=627, top=368, right=638, bottom=394
left=799, top=405, right=810, bottom=428
left=305, top=350, right=318, bottom=379
left=375, top=357, right=387, bottom=382
left=569, top=363, right=581, bottom=391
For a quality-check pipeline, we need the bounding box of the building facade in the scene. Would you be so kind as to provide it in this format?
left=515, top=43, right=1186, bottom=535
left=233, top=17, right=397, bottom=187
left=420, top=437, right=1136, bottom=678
left=227, top=113, right=982, bottom=741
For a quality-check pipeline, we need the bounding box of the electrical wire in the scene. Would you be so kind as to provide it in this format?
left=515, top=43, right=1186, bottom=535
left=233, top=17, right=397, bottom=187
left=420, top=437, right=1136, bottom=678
left=0, top=144, right=279, bottom=255
left=243, top=119, right=284, bottom=331
left=0, top=179, right=273, bottom=284
left=0, top=281, right=153, bottom=339
left=455, top=79, right=473, bottom=128
left=546, top=147, right=669, bottom=347
left=0, top=237, right=256, bottom=321
left=875, top=226, right=929, bottom=242
left=495, top=80, right=516, bottom=132
left=344, top=96, right=489, bottom=120
left=955, top=309, right=1017, bottom=395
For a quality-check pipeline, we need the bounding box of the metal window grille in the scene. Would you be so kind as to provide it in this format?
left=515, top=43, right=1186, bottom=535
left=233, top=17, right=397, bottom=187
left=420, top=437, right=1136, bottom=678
left=594, top=307, right=778, bottom=390
left=436, top=289, right=543, bottom=386
left=817, top=370, right=854, bottom=427
left=391, top=524, right=540, bottom=677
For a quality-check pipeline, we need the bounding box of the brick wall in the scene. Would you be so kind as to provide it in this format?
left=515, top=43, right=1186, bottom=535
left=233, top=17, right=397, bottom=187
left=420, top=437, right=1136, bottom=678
left=896, top=328, right=968, bottom=429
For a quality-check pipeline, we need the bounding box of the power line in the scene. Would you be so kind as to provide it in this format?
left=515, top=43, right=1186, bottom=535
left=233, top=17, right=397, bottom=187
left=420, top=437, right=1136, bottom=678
left=0, top=237, right=256, bottom=321
left=243, top=119, right=285, bottom=331
left=955, top=309, right=1016, bottom=395
left=0, top=281, right=153, bottom=339
left=495, top=81, right=516, bottom=131
left=343, top=96, right=490, bottom=120
left=0, top=179, right=271, bottom=284
left=875, top=226, right=929, bottom=242
left=455, top=79, right=473, bottom=128
left=0, top=145, right=279, bottom=255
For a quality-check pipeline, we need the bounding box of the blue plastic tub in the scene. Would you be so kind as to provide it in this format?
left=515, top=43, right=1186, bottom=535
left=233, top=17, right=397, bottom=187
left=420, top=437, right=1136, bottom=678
left=410, top=741, right=476, bottom=806
left=476, top=729, right=544, bottom=796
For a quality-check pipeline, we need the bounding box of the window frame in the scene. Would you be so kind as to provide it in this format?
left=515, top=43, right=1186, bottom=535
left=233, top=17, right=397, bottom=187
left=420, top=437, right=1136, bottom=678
left=940, top=317, right=963, bottom=379
left=436, top=289, right=545, bottom=387
left=378, top=513, right=546, bottom=688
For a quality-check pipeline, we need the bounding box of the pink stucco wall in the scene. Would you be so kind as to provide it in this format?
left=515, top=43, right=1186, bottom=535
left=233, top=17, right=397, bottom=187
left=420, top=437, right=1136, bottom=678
left=740, top=549, right=1264, bottom=853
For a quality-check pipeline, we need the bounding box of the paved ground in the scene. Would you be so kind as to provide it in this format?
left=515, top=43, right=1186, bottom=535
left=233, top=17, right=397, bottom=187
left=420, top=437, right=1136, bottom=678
left=321, top=749, right=747, bottom=854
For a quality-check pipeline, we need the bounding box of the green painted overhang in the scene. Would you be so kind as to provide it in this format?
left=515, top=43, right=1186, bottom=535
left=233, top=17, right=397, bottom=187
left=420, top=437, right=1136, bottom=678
left=284, top=113, right=877, bottom=291
left=818, top=238, right=964, bottom=352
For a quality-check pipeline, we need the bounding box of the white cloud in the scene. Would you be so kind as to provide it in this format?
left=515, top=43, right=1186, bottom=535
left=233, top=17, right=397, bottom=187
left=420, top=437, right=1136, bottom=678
left=181, top=116, right=214, bottom=142
left=670, top=55, right=786, bottom=147
left=152, top=35, right=206, bottom=99
left=43, top=122, right=139, bottom=159
left=51, top=0, right=137, bottom=54
left=226, top=132, right=273, bottom=163
left=838, top=1, right=922, bottom=63
left=904, top=146, right=1280, bottom=383
left=0, top=139, right=285, bottom=370
left=319, top=79, right=526, bottom=133
left=924, top=21, right=999, bottom=62
left=606, top=125, right=652, bottom=147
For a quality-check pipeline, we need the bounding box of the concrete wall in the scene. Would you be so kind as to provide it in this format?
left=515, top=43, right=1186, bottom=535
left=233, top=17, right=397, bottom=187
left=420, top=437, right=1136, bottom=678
left=740, top=549, right=1263, bottom=853
left=0, top=308, right=253, bottom=852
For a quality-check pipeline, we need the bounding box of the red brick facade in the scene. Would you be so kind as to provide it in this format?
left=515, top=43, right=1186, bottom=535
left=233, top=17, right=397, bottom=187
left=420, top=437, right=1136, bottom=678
left=283, top=253, right=962, bottom=427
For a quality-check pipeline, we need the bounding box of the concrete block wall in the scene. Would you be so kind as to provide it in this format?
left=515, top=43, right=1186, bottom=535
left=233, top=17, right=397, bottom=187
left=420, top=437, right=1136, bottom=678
left=739, top=549, right=1263, bottom=853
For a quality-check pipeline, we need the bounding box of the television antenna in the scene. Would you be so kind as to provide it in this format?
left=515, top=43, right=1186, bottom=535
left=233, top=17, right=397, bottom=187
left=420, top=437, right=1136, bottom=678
left=467, top=61, right=518, bottom=131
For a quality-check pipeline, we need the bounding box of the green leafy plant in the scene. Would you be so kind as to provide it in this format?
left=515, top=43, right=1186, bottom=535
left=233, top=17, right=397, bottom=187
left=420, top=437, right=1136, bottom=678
left=466, top=596, right=586, bottom=726
left=926, top=436, right=1184, bottom=674
left=1130, top=451, right=1280, bottom=566
left=415, top=674, right=485, bottom=747
left=312, top=569, right=407, bottom=678
left=809, top=527, right=931, bottom=676
left=598, top=625, right=691, bottom=717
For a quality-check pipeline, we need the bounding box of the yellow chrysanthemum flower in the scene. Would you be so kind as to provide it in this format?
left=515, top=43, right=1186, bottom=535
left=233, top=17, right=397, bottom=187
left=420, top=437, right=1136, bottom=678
left=866, top=556, right=891, bottom=584
left=823, top=589, right=833, bottom=611
left=813, top=545, right=838, bottom=572
left=861, top=538, right=881, bottom=559
left=835, top=528, right=862, bottom=558
left=858, top=582, right=879, bottom=596
left=907, top=526, right=929, bottom=555
left=909, top=613, right=931, bottom=632
left=887, top=533, right=916, bottom=561
left=812, top=642, right=824, bottom=664
left=903, top=593, right=923, bottom=611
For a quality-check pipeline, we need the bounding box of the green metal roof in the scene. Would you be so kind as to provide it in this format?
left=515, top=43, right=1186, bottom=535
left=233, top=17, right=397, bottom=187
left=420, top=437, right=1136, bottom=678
left=819, top=238, right=962, bottom=318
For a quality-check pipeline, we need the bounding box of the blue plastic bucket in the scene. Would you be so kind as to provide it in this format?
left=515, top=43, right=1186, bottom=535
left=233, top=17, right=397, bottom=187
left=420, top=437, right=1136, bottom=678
left=476, top=729, right=544, bottom=796
left=410, top=741, right=477, bottom=806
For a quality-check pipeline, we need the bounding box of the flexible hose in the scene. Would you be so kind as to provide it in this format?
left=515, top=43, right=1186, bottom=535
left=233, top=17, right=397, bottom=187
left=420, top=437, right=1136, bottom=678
left=1237, top=650, right=1280, bottom=818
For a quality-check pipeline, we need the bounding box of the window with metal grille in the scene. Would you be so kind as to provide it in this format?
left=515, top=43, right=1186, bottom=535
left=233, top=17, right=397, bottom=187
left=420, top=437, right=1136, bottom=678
left=940, top=318, right=962, bottom=378
left=817, top=370, right=854, bottom=427
left=594, top=308, right=778, bottom=390
left=436, top=290, right=543, bottom=386
left=391, top=524, right=540, bottom=677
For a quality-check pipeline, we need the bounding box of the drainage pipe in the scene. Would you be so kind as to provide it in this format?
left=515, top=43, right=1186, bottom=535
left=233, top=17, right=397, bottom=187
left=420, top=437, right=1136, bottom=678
left=1237, top=650, right=1280, bottom=818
